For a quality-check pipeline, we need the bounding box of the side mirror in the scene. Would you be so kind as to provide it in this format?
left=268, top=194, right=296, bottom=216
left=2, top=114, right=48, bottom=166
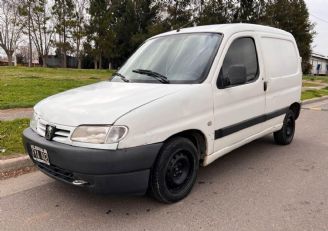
left=227, top=65, right=247, bottom=86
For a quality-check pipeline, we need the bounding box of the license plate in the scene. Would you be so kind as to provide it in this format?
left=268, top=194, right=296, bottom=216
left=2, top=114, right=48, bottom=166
left=30, top=145, right=50, bottom=165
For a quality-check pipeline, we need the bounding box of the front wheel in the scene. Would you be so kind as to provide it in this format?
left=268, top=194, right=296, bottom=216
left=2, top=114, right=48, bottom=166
left=149, top=137, right=199, bottom=203
left=274, top=109, right=296, bottom=145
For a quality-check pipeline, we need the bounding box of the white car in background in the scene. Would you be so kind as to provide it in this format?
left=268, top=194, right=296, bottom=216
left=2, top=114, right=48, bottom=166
left=23, top=24, right=302, bottom=203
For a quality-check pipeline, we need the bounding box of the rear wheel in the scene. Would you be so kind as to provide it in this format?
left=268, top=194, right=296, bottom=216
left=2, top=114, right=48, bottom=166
left=149, top=137, right=199, bottom=203
left=274, top=109, right=295, bottom=145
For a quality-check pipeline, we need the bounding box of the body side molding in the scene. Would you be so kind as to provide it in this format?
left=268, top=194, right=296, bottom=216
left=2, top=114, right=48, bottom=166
left=215, top=107, right=288, bottom=139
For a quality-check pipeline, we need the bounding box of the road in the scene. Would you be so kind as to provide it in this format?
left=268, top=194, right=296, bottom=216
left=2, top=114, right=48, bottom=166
left=1, top=100, right=328, bottom=231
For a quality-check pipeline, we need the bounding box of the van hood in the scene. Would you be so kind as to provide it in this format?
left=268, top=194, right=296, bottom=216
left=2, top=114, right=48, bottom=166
left=35, top=81, right=187, bottom=127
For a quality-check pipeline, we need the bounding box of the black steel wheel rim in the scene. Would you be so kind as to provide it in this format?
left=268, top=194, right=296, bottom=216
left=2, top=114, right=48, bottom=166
left=165, top=150, right=193, bottom=193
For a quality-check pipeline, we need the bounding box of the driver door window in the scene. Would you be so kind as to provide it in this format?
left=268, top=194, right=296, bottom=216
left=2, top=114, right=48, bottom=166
left=218, top=37, right=259, bottom=88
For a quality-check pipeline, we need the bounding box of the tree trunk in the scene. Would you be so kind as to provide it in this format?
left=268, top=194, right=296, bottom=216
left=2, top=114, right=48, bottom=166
left=78, top=57, right=82, bottom=69
left=63, top=8, right=67, bottom=68
left=63, top=53, right=67, bottom=68
left=94, top=59, right=97, bottom=69
left=7, top=54, right=13, bottom=66
left=99, top=55, right=102, bottom=69
left=28, top=4, right=32, bottom=67
left=42, top=55, right=47, bottom=67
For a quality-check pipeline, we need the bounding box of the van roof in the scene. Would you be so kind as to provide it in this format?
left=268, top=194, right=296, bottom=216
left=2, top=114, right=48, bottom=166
left=153, top=23, right=292, bottom=38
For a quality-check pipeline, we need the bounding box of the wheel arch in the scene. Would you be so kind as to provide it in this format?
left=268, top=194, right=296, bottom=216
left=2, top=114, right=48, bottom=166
left=290, top=102, right=301, bottom=120
left=164, top=129, right=207, bottom=160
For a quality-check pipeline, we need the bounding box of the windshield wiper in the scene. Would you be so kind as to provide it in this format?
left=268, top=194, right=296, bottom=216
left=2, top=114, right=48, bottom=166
left=132, top=69, right=170, bottom=84
left=114, top=72, right=130, bottom=82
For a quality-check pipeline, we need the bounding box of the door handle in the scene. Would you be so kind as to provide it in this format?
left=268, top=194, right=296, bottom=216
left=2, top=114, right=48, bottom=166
left=264, top=81, right=268, bottom=91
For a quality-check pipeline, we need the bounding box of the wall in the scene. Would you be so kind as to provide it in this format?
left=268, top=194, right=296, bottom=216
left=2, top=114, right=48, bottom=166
left=310, top=56, right=328, bottom=75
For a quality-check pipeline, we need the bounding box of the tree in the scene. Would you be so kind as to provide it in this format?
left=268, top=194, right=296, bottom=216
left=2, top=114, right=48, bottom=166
left=72, top=0, right=88, bottom=69
left=128, top=0, right=162, bottom=51
left=197, top=0, right=234, bottom=25
left=197, top=0, right=266, bottom=25
left=30, top=0, right=54, bottom=67
left=19, top=0, right=34, bottom=67
left=0, top=0, right=24, bottom=66
left=137, top=0, right=161, bottom=31
left=264, top=0, right=314, bottom=72
left=26, top=1, right=33, bottom=67
left=52, top=0, right=75, bottom=68
left=164, top=0, right=194, bottom=29
left=108, top=0, right=144, bottom=67
left=85, top=0, right=111, bottom=69
left=233, top=0, right=267, bottom=23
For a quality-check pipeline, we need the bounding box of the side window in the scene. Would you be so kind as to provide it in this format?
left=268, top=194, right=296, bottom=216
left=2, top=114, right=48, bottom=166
left=218, top=37, right=259, bottom=88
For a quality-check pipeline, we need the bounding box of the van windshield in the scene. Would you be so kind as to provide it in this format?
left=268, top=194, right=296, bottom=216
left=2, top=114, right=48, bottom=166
left=112, top=33, right=222, bottom=84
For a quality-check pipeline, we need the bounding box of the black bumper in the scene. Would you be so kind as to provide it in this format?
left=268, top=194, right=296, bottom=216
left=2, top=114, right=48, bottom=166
left=22, top=128, right=162, bottom=195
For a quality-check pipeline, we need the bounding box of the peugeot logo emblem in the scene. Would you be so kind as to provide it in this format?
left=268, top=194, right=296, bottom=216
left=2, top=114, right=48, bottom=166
left=45, top=125, right=56, bottom=141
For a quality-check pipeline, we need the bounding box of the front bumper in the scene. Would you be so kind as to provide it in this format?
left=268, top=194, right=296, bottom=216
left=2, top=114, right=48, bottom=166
left=22, top=128, right=162, bottom=194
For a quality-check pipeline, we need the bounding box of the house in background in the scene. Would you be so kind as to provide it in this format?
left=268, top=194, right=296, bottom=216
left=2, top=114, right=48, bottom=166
left=0, top=54, right=14, bottom=66
left=310, top=53, right=328, bottom=76
left=45, top=55, right=77, bottom=68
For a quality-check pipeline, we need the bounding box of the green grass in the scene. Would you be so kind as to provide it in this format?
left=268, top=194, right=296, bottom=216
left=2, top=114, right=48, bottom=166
left=301, top=75, right=328, bottom=100
left=0, top=66, right=113, bottom=109
left=301, top=87, right=328, bottom=100
left=302, top=82, right=322, bottom=87
left=303, top=75, right=328, bottom=84
left=0, top=119, right=30, bottom=157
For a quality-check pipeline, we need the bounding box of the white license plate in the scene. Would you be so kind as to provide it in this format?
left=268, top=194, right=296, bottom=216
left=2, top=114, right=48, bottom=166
left=30, top=145, right=50, bottom=165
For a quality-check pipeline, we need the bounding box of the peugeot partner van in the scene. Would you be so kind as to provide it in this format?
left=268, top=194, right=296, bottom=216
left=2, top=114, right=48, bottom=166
left=23, top=24, right=302, bottom=203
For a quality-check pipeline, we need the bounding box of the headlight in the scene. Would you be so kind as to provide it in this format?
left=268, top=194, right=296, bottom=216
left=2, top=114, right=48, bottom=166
left=30, top=112, right=38, bottom=131
left=71, top=125, right=128, bottom=144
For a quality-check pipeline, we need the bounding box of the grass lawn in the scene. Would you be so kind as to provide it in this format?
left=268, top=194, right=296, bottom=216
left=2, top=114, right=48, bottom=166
left=0, top=119, right=30, bottom=157
left=302, top=82, right=322, bottom=87
left=301, top=87, right=328, bottom=101
left=303, top=75, right=328, bottom=84
left=0, top=66, right=113, bottom=109
left=301, top=75, right=328, bottom=100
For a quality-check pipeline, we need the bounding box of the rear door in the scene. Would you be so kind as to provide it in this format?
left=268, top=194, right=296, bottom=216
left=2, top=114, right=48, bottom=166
left=259, top=35, right=302, bottom=116
left=212, top=32, right=266, bottom=153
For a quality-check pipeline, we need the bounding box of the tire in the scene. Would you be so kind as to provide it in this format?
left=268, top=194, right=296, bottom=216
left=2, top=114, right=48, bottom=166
left=149, top=137, right=199, bottom=203
left=274, top=109, right=296, bottom=145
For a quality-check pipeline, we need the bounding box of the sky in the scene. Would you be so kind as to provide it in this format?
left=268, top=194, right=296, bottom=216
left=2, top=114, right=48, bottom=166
left=305, top=0, right=328, bottom=56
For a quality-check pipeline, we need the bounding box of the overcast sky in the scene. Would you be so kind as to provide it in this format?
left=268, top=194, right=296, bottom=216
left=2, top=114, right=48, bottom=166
left=305, top=0, right=328, bottom=56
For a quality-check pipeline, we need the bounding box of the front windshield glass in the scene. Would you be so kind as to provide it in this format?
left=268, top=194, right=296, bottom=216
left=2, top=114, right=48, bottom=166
left=112, top=33, right=222, bottom=84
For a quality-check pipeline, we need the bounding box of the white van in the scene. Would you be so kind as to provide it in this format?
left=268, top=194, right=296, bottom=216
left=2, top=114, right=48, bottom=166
left=23, top=24, right=302, bottom=203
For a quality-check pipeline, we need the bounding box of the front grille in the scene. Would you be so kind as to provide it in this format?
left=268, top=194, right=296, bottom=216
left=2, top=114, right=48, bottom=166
left=37, top=162, right=74, bottom=183
left=53, top=128, right=70, bottom=142
left=36, top=118, right=72, bottom=144
left=54, top=129, right=70, bottom=138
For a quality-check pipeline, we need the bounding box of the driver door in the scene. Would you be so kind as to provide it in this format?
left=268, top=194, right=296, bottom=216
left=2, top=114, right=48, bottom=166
left=213, top=32, right=266, bottom=153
